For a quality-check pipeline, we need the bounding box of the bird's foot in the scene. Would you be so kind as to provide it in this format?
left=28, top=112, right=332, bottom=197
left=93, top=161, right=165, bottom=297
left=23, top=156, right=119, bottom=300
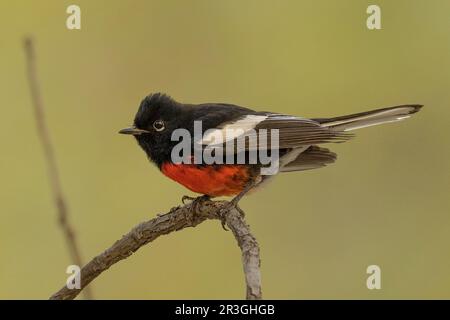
left=182, top=195, right=197, bottom=204
left=181, top=195, right=211, bottom=223
left=217, top=198, right=245, bottom=231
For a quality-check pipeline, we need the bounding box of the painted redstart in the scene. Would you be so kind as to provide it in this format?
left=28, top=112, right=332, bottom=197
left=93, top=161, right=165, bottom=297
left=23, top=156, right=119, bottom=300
left=120, top=93, right=422, bottom=218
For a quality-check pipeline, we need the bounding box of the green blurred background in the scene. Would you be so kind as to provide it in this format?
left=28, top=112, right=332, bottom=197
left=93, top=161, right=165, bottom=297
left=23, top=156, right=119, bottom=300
left=1, top=0, right=449, bottom=299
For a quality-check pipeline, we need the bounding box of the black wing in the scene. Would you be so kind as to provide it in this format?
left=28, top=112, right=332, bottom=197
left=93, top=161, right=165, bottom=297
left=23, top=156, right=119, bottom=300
left=201, top=113, right=353, bottom=151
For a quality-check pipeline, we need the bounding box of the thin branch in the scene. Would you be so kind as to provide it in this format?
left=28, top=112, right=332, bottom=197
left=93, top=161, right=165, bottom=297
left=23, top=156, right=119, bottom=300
left=23, top=37, right=93, bottom=300
left=50, top=199, right=262, bottom=300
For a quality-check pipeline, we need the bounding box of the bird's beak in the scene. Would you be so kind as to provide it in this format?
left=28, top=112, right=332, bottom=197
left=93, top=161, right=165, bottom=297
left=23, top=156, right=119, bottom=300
left=118, top=126, right=150, bottom=135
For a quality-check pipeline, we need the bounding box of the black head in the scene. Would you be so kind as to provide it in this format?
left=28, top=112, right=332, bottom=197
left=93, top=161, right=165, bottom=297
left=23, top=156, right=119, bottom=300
left=119, top=93, right=187, bottom=166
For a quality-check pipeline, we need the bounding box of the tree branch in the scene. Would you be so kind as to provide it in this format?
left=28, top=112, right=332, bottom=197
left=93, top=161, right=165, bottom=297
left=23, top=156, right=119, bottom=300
left=23, top=36, right=262, bottom=301
left=50, top=199, right=262, bottom=300
left=24, top=37, right=93, bottom=300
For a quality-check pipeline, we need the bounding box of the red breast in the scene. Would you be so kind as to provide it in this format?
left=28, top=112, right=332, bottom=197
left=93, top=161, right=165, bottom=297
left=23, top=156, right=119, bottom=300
left=161, top=163, right=251, bottom=197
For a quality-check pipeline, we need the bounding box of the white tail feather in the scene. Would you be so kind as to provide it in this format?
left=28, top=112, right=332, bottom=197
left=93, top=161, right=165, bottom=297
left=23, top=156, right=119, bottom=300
left=319, top=105, right=422, bottom=131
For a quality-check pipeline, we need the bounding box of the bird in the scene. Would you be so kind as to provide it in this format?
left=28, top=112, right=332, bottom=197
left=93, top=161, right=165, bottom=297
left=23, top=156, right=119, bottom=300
left=120, top=93, right=422, bottom=225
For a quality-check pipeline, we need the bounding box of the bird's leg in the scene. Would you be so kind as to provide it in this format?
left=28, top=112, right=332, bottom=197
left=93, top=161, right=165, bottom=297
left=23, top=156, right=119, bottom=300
left=218, top=182, right=256, bottom=230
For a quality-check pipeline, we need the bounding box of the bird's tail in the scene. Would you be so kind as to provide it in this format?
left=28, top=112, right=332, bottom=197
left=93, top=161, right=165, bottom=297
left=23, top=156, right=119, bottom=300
left=313, top=104, right=423, bottom=131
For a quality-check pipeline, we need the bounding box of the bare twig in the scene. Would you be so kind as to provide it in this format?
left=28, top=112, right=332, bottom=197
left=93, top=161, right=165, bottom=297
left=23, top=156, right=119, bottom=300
left=50, top=199, right=262, bottom=300
left=24, top=37, right=93, bottom=300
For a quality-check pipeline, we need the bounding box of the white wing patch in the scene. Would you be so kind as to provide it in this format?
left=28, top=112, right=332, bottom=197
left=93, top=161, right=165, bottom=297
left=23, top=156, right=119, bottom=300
left=201, top=115, right=268, bottom=145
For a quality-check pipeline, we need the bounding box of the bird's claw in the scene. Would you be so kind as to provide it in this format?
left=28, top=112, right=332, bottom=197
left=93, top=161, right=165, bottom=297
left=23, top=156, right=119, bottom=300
left=217, top=207, right=229, bottom=231
left=182, top=195, right=197, bottom=205
left=217, top=200, right=245, bottom=231
left=182, top=195, right=245, bottom=231
left=182, top=195, right=210, bottom=215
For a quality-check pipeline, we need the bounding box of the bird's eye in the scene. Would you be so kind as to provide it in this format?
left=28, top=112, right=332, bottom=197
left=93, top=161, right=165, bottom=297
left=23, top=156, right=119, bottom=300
left=153, top=120, right=165, bottom=131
